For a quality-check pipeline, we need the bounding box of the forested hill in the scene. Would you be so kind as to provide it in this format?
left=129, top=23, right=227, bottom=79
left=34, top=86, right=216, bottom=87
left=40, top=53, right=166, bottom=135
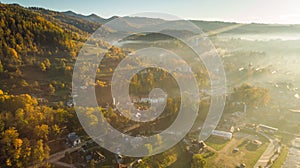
left=30, top=7, right=102, bottom=34
left=0, top=4, right=84, bottom=167
left=0, top=3, right=87, bottom=99
left=0, top=3, right=77, bottom=70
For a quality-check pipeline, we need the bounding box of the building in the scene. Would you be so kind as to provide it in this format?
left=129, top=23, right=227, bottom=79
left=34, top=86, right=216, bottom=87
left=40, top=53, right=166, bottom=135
left=211, top=130, right=233, bottom=140
left=257, top=124, right=278, bottom=133
left=66, top=99, right=75, bottom=107
left=252, top=140, right=263, bottom=147
left=66, top=132, right=81, bottom=147
left=140, top=97, right=165, bottom=104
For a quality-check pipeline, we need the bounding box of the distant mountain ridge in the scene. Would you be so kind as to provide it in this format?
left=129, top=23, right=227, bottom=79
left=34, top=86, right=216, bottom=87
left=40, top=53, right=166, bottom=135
left=62, top=10, right=119, bottom=24
left=3, top=2, right=300, bottom=37
left=60, top=10, right=300, bottom=35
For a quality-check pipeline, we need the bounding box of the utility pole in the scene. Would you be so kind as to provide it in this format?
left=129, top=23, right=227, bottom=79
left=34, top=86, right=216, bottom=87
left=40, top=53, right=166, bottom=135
left=243, top=102, right=247, bottom=116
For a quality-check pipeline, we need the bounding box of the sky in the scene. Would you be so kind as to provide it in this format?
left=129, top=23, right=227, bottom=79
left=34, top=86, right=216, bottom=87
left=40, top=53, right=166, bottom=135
left=2, top=0, right=300, bottom=24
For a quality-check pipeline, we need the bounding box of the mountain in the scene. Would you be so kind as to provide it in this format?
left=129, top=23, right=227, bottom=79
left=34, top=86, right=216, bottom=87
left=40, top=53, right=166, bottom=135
left=31, top=8, right=102, bottom=34
left=62, top=10, right=119, bottom=24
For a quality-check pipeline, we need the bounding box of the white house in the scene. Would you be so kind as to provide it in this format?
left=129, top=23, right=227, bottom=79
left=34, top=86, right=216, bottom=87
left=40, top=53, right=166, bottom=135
left=66, top=132, right=81, bottom=147
left=211, top=130, right=233, bottom=140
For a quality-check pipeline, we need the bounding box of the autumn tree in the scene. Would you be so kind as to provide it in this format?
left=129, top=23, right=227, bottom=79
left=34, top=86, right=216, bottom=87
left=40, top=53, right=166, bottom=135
left=231, top=83, right=270, bottom=108
left=33, top=124, right=49, bottom=141
left=40, top=62, right=47, bottom=72
left=0, top=61, right=3, bottom=72
left=48, top=84, right=55, bottom=95
left=0, top=127, right=23, bottom=167
left=32, top=140, right=50, bottom=166
left=191, top=154, right=206, bottom=168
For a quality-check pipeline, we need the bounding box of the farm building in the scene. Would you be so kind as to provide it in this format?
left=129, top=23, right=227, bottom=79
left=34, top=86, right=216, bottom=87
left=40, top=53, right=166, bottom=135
left=257, top=124, right=278, bottom=133
left=211, top=130, right=233, bottom=140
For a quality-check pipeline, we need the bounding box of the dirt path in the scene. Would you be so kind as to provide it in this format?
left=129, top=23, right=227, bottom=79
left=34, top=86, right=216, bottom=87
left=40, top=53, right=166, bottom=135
left=54, top=161, right=76, bottom=168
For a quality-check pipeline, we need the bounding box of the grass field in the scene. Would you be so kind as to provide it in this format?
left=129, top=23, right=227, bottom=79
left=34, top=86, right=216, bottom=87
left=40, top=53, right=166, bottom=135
left=205, top=136, right=229, bottom=151
left=242, top=142, right=268, bottom=167
left=205, top=131, right=270, bottom=167
left=272, top=145, right=289, bottom=168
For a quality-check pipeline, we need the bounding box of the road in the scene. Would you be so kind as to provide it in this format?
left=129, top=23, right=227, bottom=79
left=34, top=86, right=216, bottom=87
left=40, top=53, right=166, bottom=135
left=48, top=146, right=82, bottom=163
left=28, top=123, right=143, bottom=167
left=54, top=161, right=76, bottom=168
left=29, top=145, right=83, bottom=168
left=254, top=132, right=280, bottom=168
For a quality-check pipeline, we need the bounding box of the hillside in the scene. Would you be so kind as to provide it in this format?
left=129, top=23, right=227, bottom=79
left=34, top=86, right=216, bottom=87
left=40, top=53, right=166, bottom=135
left=0, top=3, right=76, bottom=65
left=31, top=8, right=102, bottom=34
left=0, top=3, right=81, bottom=98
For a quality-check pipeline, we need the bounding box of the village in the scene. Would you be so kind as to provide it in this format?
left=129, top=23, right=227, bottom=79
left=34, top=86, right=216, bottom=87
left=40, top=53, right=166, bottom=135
left=36, top=90, right=294, bottom=168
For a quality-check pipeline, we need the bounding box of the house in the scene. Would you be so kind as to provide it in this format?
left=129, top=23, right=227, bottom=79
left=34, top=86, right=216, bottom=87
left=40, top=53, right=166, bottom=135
left=66, top=132, right=81, bottom=147
left=252, top=140, right=263, bottom=147
left=140, top=97, right=165, bottom=103
left=66, top=99, right=75, bottom=107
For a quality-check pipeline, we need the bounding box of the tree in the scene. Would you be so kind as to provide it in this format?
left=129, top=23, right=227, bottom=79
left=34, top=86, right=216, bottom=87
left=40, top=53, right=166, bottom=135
left=0, top=127, right=24, bottom=167
left=40, top=62, right=46, bottom=72
left=51, top=124, right=61, bottom=138
left=156, top=134, right=162, bottom=145
left=90, top=159, right=95, bottom=168
left=191, top=154, right=206, bottom=168
left=0, top=61, right=3, bottom=72
left=133, top=159, right=150, bottom=168
left=20, top=138, right=31, bottom=167
left=7, top=48, right=21, bottom=65
left=33, top=124, right=49, bottom=141
left=32, top=140, right=50, bottom=165
left=48, top=84, right=55, bottom=95
left=145, top=144, right=153, bottom=155
left=231, top=83, right=270, bottom=108
left=43, top=59, right=51, bottom=69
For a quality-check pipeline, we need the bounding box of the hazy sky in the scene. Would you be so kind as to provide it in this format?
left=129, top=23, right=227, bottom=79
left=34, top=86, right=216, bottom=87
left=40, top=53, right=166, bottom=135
left=2, top=0, right=300, bottom=24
